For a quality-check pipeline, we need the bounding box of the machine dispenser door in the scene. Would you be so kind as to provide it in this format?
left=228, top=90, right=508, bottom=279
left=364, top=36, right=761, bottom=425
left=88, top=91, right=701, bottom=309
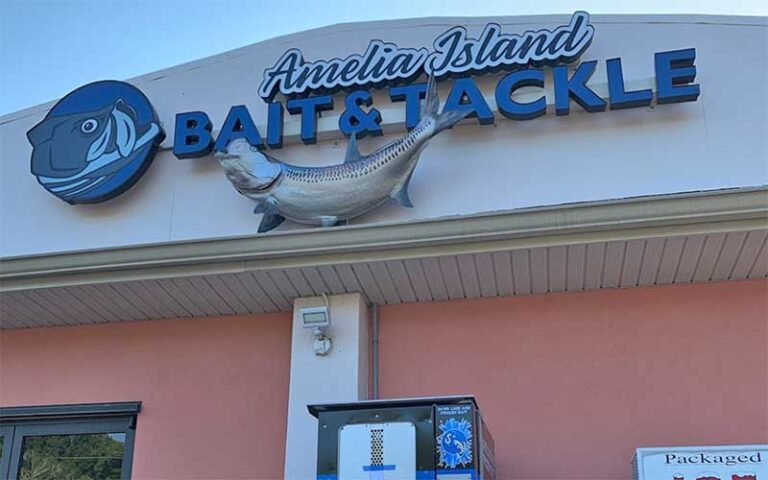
left=338, top=422, right=416, bottom=480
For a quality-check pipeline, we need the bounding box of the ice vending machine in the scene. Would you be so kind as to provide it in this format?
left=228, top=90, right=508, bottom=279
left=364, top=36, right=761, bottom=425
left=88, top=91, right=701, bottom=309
left=308, top=395, right=496, bottom=480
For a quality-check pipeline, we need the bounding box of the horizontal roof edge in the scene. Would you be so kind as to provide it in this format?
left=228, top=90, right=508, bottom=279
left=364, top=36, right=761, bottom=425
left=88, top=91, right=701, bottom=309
left=1, top=186, right=766, bottom=291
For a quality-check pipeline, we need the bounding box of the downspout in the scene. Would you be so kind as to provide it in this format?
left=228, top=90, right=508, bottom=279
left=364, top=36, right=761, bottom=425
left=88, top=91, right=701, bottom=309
left=371, top=303, right=379, bottom=400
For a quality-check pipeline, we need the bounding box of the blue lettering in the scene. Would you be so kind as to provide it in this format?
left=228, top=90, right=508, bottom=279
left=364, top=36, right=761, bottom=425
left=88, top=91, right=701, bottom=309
left=607, top=58, right=652, bottom=110
left=655, top=48, right=700, bottom=104
left=389, top=83, right=427, bottom=130
left=173, top=111, right=213, bottom=159
left=553, top=60, right=606, bottom=115
left=338, top=90, right=383, bottom=139
left=286, top=95, right=334, bottom=145
left=267, top=102, right=284, bottom=149
left=213, top=105, right=263, bottom=152
left=443, top=77, right=494, bottom=125
left=495, top=69, right=546, bottom=120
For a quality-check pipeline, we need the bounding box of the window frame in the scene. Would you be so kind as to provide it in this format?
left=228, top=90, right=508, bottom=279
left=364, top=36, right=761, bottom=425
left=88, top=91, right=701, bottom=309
left=0, top=402, right=141, bottom=480
left=0, top=425, right=13, bottom=479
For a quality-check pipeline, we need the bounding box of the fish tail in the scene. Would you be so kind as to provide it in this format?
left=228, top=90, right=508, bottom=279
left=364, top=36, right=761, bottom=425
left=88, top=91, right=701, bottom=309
left=424, top=75, right=472, bottom=134
left=423, top=75, right=440, bottom=118
left=434, top=105, right=471, bottom=134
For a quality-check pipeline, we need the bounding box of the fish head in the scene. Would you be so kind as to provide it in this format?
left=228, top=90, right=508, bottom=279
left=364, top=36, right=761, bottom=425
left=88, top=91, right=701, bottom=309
left=28, top=99, right=156, bottom=179
left=215, top=138, right=282, bottom=191
left=28, top=102, right=116, bottom=178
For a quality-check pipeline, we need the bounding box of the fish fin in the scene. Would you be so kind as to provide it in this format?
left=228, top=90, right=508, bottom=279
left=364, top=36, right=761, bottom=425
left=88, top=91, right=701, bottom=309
left=319, top=216, right=340, bottom=228
left=391, top=172, right=415, bottom=208
left=390, top=144, right=427, bottom=208
left=391, top=185, right=413, bottom=208
left=113, top=100, right=137, bottom=157
left=422, top=75, right=439, bottom=118
left=343, top=133, right=364, bottom=164
left=86, top=118, right=113, bottom=162
left=258, top=213, right=285, bottom=233
left=253, top=200, right=274, bottom=214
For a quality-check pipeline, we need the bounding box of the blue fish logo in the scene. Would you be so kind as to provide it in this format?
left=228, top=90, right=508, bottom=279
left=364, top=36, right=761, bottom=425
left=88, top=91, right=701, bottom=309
left=27, top=80, right=165, bottom=204
left=437, top=417, right=473, bottom=468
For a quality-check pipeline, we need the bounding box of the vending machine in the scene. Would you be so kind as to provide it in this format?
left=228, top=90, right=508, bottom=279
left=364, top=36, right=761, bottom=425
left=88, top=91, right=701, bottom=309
left=308, top=396, right=496, bottom=480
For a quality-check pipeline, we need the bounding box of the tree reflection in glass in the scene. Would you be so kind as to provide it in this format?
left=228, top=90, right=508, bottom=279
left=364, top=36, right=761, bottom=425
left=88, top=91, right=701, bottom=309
left=19, top=433, right=125, bottom=480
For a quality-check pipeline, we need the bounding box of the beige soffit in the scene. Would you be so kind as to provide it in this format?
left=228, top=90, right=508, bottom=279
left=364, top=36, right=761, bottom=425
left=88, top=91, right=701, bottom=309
left=1, top=186, right=767, bottom=291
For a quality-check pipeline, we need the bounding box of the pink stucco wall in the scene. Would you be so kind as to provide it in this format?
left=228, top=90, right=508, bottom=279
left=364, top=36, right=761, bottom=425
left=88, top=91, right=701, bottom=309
left=1, top=280, right=766, bottom=479
left=378, top=280, right=768, bottom=480
left=0, top=313, right=292, bottom=480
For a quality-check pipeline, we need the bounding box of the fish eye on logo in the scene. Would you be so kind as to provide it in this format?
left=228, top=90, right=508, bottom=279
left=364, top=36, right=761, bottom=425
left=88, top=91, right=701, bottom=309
left=26, top=80, right=165, bottom=204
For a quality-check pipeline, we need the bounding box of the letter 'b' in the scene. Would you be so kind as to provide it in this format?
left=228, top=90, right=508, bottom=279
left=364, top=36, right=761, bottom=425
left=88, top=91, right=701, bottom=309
left=174, top=111, right=213, bottom=159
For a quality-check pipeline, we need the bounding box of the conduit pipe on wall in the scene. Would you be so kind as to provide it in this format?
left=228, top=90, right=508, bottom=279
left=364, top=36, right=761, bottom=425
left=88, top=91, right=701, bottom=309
left=371, top=303, right=379, bottom=400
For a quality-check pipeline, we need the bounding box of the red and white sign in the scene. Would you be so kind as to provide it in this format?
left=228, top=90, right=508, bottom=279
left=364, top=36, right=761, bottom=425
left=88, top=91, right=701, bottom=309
left=634, top=446, right=767, bottom=480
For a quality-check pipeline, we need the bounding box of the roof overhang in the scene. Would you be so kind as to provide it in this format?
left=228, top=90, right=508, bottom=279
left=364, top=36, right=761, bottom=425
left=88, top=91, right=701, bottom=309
left=1, top=186, right=766, bottom=328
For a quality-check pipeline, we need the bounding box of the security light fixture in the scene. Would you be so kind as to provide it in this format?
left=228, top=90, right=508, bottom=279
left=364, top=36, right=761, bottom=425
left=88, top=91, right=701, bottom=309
left=300, top=306, right=330, bottom=330
left=300, top=294, right=333, bottom=356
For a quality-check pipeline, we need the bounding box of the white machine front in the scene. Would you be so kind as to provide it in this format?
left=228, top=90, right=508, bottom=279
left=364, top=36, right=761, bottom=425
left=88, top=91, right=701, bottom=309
left=338, top=422, right=417, bottom=480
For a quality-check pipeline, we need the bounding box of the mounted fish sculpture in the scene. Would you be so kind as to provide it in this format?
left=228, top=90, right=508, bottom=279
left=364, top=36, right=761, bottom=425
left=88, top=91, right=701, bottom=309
left=215, top=76, right=468, bottom=233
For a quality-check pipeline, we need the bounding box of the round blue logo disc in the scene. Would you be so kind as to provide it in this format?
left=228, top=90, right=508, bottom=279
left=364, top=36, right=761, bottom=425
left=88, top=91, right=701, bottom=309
left=26, top=80, right=165, bottom=204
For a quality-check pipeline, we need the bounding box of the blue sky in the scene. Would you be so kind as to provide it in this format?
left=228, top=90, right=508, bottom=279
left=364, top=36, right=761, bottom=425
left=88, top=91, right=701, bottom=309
left=1, top=0, right=765, bottom=115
